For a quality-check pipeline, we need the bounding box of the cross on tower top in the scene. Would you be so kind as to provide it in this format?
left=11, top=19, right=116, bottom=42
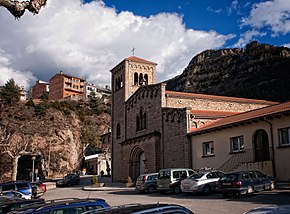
left=131, top=46, right=136, bottom=56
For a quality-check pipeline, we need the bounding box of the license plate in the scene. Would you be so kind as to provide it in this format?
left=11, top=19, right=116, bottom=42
left=222, top=182, right=231, bottom=186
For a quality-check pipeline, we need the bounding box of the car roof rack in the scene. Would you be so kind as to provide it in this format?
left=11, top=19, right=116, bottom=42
left=20, top=198, right=106, bottom=211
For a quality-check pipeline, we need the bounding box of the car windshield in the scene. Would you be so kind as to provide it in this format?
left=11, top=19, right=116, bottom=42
left=188, top=173, right=205, bottom=179
left=220, top=173, right=239, bottom=181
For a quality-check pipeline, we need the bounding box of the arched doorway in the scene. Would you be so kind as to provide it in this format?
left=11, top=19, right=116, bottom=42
left=129, top=146, right=145, bottom=181
left=253, top=129, right=270, bottom=162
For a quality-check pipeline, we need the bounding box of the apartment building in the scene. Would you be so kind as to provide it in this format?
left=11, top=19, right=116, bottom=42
left=32, top=80, right=49, bottom=99
left=49, top=71, right=85, bottom=100
left=84, top=83, right=111, bottom=99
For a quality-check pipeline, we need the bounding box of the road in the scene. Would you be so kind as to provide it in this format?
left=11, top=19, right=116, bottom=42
left=42, top=176, right=290, bottom=214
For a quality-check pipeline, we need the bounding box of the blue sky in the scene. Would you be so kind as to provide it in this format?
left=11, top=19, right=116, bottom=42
left=0, top=0, right=289, bottom=89
left=98, top=0, right=290, bottom=47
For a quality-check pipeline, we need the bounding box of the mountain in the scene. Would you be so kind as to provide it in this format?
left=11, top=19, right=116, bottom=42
left=165, top=41, right=290, bottom=102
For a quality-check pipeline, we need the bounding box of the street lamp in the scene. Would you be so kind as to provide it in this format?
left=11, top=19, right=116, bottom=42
left=31, top=156, right=36, bottom=182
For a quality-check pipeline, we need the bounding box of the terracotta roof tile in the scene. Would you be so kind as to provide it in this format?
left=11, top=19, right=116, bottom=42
left=126, top=56, right=157, bottom=65
left=189, top=101, right=290, bottom=135
left=166, top=90, right=277, bottom=105
left=191, top=110, right=240, bottom=117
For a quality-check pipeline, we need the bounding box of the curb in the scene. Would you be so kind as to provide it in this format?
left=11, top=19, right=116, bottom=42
left=82, top=186, right=135, bottom=191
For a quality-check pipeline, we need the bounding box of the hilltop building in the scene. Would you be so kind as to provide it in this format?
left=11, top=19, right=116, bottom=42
left=32, top=80, right=49, bottom=99
left=49, top=71, right=85, bottom=100
left=110, top=56, right=277, bottom=182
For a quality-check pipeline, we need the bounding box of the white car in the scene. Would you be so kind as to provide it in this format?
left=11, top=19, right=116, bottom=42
left=3, top=190, right=32, bottom=200
left=181, top=170, right=225, bottom=195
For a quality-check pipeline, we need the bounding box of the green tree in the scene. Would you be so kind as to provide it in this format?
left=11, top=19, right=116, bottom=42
left=40, top=91, right=49, bottom=101
left=0, top=79, right=21, bottom=105
left=80, top=127, right=100, bottom=148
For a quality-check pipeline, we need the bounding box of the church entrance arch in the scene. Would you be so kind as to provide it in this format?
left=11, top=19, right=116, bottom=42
left=129, top=146, right=145, bottom=181
left=253, top=129, right=270, bottom=162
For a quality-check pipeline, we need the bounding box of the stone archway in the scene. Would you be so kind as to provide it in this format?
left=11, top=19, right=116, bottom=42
left=17, top=155, right=44, bottom=181
left=253, top=129, right=270, bottom=162
left=129, top=146, right=145, bottom=181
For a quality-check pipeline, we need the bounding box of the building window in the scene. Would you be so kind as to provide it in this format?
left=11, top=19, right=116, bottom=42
left=279, top=127, right=290, bottom=146
left=136, top=108, right=147, bottom=131
left=230, top=136, right=244, bottom=152
left=203, top=141, right=214, bottom=156
left=116, top=123, right=120, bottom=139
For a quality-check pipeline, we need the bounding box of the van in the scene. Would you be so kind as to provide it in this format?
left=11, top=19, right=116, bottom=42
left=157, top=168, right=195, bottom=194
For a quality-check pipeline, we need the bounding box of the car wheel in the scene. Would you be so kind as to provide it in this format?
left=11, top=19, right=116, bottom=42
left=173, top=186, right=181, bottom=194
left=246, top=186, right=254, bottom=196
left=202, top=185, right=211, bottom=196
left=148, top=186, right=155, bottom=194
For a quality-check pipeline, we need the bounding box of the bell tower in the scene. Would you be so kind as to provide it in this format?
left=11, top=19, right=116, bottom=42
left=110, top=56, right=157, bottom=182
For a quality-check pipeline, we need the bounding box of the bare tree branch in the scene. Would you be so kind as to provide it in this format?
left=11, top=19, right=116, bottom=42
left=0, top=0, right=47, bottom=19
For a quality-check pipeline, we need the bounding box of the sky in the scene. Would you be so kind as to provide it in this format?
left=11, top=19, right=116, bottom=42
left=0, top=0, right=289, bottom=90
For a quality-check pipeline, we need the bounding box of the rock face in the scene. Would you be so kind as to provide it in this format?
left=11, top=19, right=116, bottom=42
left=166, top=41, right=290, bottom=102
left=0, top=100, right=111, bottom=181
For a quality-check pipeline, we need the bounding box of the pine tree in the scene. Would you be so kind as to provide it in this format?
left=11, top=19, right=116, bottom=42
left=0, top=79, right=21, bottom=105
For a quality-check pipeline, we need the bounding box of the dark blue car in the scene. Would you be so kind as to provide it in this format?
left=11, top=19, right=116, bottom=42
left=217, top=170, right=275, bottom=197
left=0, top=181, right=33, bottom=199
left=16, top=198, right=110, bottom=214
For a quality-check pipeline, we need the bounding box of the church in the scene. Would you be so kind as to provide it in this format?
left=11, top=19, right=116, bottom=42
left=110, top=56, right=279, bottom=182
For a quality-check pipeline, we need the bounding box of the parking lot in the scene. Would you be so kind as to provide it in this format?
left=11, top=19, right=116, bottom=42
left=42, top=176, right=290, bottom=214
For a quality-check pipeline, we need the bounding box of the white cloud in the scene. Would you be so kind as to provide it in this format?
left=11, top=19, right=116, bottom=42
left=241, top=0, right=290, bottom=35
left=0, top=0, right=233, bottom=90
left=235, top=30, right=267, bottom=47
left=284, top=43, right=290, bottom=48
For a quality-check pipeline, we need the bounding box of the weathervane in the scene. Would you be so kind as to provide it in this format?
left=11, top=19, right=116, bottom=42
left=131, top=46, right=136, bottom=56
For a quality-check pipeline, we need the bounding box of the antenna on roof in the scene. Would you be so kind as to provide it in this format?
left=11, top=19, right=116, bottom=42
left=131, top=46, right=136, bottom=56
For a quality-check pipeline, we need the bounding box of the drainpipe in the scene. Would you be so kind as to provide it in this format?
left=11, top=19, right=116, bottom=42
left=264, top=119, right=277, bottom=178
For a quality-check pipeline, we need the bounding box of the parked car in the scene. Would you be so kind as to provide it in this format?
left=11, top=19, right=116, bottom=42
left=56, top=174, right=80, bottom=187
left=181, top=170, right=225, bottom=195
left=135, top=173, right=158, bottom=194
left=82, top=203, right=194, bottom=214
left=0, top=197, right=44, bottom=214
left=31, top=182, right=46, bottom=198
left=0, top=181, right=33, bottom=199
left=217, top=170, right=275, bottom=197
left=157, top=168, right=195, bottom=194
left=15, top=198, right=110, bottom=214
left=243, top=205, right=290, bottom=214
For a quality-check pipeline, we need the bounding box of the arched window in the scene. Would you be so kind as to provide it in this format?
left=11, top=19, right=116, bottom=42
left=136, top=108, right=147, bottom=132
left=144, top=74, right=148, bottom=85
left=136, top=115, right=140, bottom=131
left=143, top=112, right=147, bottom=129
left=134, top=72, right=138, bottom=85
left=116, top=123, right=121, bottom=139
left=139, top=73, right=143, bottom=85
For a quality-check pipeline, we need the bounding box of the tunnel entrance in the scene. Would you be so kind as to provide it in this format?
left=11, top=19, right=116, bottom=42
left=17, top=155, right=44, bottom=181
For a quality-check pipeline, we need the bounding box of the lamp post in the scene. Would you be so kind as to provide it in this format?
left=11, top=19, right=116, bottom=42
left=31, top=156, right=36, bottom=182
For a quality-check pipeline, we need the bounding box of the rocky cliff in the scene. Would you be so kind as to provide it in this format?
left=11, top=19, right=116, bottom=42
left=0, top=99, right=111, bottom=181
left=165, top=41, right=290, bottom=102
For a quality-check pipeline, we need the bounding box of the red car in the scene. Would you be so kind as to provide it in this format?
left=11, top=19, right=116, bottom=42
left=31, top=182, right=47, bottom=198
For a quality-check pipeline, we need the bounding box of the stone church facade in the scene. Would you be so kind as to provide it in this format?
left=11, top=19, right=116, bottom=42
left=111, top=56, right=276, bottom=182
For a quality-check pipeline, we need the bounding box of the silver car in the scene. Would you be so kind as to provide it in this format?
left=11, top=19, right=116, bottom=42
left=181, top=170, right=225, bottom=195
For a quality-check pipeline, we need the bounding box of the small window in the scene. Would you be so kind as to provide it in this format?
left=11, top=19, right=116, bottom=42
left=278, top=127, right=290, bottom=146
left=203, top=141, right=214, bottom=156
left=116, top=123, right=121, bottom=139
left=2, top=184, right=15, bottom=191
left=230, top=136, right=244, bottom=152
left=16, top=183, right=29, bottom=190
left=254, top=171, right=266, bottom=178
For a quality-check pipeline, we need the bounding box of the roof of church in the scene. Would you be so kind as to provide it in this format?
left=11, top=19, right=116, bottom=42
left=189, top=101, right=290, bottom=135
left=191, top=110, right=240, bottom=118
left=165, top=90, right=277, bottom=105
left=126, top=56, right=157, bottom=65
